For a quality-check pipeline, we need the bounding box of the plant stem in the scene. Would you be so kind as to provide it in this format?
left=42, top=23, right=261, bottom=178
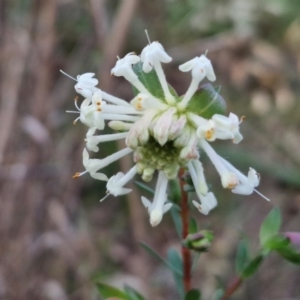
left=221, top=276, right=243, bottom=300
left=179, top=168, right=192, bottom=293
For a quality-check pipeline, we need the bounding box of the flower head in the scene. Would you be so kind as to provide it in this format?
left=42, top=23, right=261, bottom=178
left=64, top=37, right=268, bottom=226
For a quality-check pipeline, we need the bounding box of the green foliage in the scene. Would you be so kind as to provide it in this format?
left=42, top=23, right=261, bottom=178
left=184, top=289, right=201, bottom=300
left=212, top=289, right=224, bottom=300
left=168, top=178, right=182, bottom=204
left=235, top=239, right=250, bottom=275
left=171, top=205, right=182, bottom=238
left=140, top=242, right=182, bottom=276
left=189, top=218, right=198, bottom=234
left=241, top=255, right=264, bottom=278
left=96, top=282, right=128, bottom=299
left=186, top=84, right=226, bottom=118
left=96, top=282, right=146, bottom=300
left=124, top=286, right=145, bottom=300
left=167, top=248, right=185, bottom=299
left=135, top=181, right=155, bottom=195
left=132, top=61, right=178, bottom=100
left=259, top=207, right=281, bottom=248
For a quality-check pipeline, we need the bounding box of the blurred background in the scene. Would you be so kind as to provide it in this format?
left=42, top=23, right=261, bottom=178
left=1, top=0, right=300, bottom=299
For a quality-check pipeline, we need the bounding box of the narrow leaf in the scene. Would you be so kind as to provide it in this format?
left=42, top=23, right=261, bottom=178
left=235, top=239, right=250, bottom=275
left=171, top=205, right=182, bottom=238
left=259, top=207, right=281, bottom=247
left=189, top=218, right=198, bottom=234
left=135, top=181, right=155, bottom=195
left=124, top=286, right=145, bottom=300
left=167, top=248, right=184, bottom=299
left=276, top=246, right=300, bottom=264
left=186, top=83, right=226, bottom=118
left=132, top=62, right=164, bottom=99
left=242, top=255, right=264, bottom=278
left=140, top=242, right=183, bottom=276
left=184, top=289, right=201, bottom=300
left=96, top=282, right=127, bottom=299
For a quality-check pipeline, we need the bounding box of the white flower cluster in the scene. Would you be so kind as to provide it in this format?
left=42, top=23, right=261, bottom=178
left=64, top=40, right=268, bottom=227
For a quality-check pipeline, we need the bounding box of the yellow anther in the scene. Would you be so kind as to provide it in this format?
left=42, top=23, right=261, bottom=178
left=240, top=115, right=246, bottom=122
left=73, top=120, right=77, bottom=125
left=205, top=130, right=214, bottom=140
left=97, top=108, right=102, bottom=112
left=73, top=172, right=80, bottom=178
left=96, top=102, right=101, bottom=106
left=74, top=96, right=79, bottom=102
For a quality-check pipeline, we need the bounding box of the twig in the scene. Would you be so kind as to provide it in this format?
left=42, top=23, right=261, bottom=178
left=179, top=168, right=192, bottom=292
left=221, top=276, right=243, bottom=300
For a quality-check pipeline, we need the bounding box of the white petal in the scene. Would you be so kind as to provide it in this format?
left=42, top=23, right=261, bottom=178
left=141, top=196, right=152, bottom=209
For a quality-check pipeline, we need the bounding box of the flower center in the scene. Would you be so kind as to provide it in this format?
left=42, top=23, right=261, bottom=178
left=134, top=136, right=183, bottom=182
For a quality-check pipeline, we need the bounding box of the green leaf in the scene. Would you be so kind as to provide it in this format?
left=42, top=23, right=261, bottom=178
left=171, top=205, right=182, bottom=238
left=189, top=218, right=198, bottom=234
left=135, top=181, right=155, bottom=195
left=96, top=282, right=128, bottom=299
left=276, top=245, right=300, bottom=264
left=167, top=248, right=184, bottom=299
left=140, top=242, right=183, bottom=276
left=132, top=62, right=164, bottom=99
left=264, top=235, right=290, bottom=250
left=186, top=83, right=226, bottom=118
left=168, top=178, right=181, bottom=203
left=235, top=239, right=250, bottom=275
left=184, top=289, right=201, bottom=300
left=242, top=255, right=264, bottom=278
left=259, top=207, right=281, bottom=247
left=124, top=286, right=145, bottom=300
left=211, top=289, right=224, bottom=300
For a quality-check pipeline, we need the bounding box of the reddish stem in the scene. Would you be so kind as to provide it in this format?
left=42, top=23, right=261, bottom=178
left=179, top=168, right=192, bottom=293
left=221, top=276, right=243, bottom=300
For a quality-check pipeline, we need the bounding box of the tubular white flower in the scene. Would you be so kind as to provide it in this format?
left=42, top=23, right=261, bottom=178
left=192, top=193, right=217, bottom=215
left=74, top=148, right=133, bottom=180
left=178, top=55, right=216, bottom=110
left=153, top=107, right=177, bottom=146
left=141, top=171, right=172, bottom=226
left=104, top=165, right=137, bottom=198
left=199, top=139, right=239, bottom=189
left=212, top=113, right=243, bottom=144
left=86, top=132, right=128, bottom=152
left=141, top=42, right=175, bottom=104
left=111, top=53, right=150, bottom=95
left=75, top=73, right=99, bottom=99
left=131, top=93, right=167, bottom=111
left=219, top=156, right=269, bottom=200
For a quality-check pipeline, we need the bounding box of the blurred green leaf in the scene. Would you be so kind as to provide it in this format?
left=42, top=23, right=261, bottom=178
left=96, top=282, right=127, bottom=299
left=276, top=245, right=300, bottom=264
left=211, top=289, right=224, bottom=300
left=264, top=235, right=290, bottom=250
left=242, top=255, right=264, bottom=278
left=135, top=181, right=155, bottom=195
left=140, top=242, right=183, bottom=276
left=124, top=286, right=145, bottom=300
left=235, top=239, right=250, bottom=275
left=167, top=248, right=184, bottom=299
left=171, top=205, right=182, bottom=238
left=260, top=207, right=281, bottom=247
left=186, top=83, right=226, bottom=119
left=189, top=218, right=198, bottom=234
left=184, top=289, right=201, bottom=300
left=168, top=178, right=181, bottom=203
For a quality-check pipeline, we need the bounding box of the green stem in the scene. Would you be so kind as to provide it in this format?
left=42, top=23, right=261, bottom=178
left=221, top=276, right=243, bottom=300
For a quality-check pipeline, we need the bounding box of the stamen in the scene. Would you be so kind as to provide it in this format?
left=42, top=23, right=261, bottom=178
left=73, top=172, right=81, bottom=178
left=60, top=70, right=77, bottom=81
left=74, top=96, right=79, bottom=102
left=145, top=29, right=151, bottom=44
left=100, top=192, right=111, bottom=202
